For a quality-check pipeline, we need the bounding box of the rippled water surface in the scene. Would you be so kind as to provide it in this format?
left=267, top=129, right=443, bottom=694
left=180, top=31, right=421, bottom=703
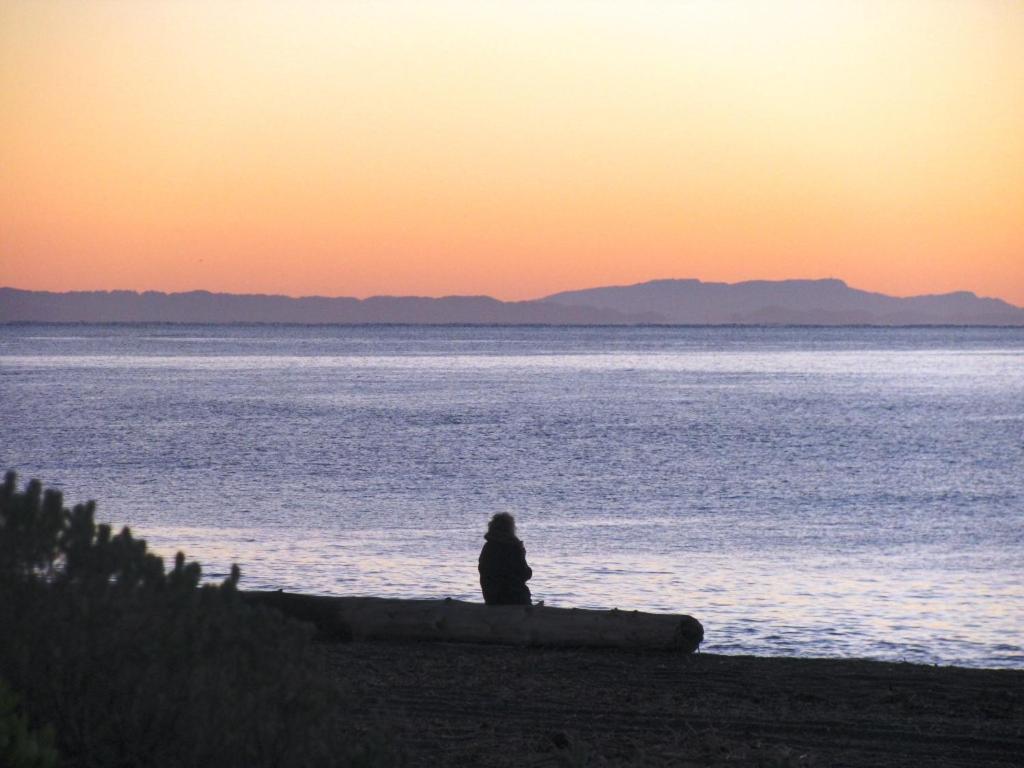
left=2, top=324, right=1022, bottom=668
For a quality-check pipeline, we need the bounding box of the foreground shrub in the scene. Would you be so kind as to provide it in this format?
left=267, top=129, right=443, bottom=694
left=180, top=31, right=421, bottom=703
left=0, top=678, right=58, bottom=768
left=0, top=471, right=396, bottom=768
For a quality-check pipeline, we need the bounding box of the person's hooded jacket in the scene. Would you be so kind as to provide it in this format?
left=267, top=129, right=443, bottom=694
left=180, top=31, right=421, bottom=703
left=478, top=530, right=532, bottom=605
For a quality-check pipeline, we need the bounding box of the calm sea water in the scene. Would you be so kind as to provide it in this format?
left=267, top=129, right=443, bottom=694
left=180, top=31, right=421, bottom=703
left=1, top=324, right=1022, bottom=668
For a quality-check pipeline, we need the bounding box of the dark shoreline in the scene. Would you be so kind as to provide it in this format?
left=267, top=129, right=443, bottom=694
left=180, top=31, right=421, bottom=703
left=325, top=640, right=1023, bottom=766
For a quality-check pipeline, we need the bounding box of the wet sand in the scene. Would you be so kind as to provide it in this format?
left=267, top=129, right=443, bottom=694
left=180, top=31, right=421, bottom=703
left=325, top=641, right=1023, bottom=767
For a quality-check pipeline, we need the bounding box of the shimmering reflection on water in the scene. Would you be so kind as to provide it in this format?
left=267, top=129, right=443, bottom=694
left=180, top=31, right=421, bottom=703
left=1, top=325, right=1022, bottom=668
left=136, top=522, right=1023, bottom=668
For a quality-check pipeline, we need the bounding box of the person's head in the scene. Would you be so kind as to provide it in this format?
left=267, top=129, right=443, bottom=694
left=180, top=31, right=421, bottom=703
left=487, top=512, right=516, bottom=538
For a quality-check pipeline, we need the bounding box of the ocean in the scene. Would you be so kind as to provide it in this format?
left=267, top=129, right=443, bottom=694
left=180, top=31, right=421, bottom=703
left=1, top=324, right=1021, bottom=668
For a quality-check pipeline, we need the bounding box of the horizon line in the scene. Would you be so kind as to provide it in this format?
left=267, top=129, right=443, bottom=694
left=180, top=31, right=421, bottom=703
left=3, top=276, right=1022, bottom=309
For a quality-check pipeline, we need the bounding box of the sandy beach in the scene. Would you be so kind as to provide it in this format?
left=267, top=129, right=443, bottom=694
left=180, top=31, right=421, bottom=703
left=325, top=641, right=1023, bottom=767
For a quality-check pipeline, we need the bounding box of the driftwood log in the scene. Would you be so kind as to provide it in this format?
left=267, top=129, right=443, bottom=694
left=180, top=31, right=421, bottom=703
left=243, top=591, right=703, bottom=653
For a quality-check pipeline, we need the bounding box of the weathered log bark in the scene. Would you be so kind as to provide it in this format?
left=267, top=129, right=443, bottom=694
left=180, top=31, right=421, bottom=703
left=244, top=591, right=703, bottom=653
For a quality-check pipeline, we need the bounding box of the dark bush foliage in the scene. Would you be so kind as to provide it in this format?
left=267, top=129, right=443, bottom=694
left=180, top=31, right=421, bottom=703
left=0, top=471, right=397, bottom=768
left=0, top=678, right=59, bottom=768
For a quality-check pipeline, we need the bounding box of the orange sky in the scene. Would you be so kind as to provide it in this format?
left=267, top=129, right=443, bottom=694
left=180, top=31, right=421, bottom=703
left=2, top=1, right=1023, bottom=305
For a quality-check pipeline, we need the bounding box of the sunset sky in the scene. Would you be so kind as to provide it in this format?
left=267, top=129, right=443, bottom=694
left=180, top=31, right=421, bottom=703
left=2, top=1, right=1023, bottom=304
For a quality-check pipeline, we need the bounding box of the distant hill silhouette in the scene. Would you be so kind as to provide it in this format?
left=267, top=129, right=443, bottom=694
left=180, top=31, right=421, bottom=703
left=542, top=278, right=1024, bottom=325
left=1, top=279, right=1022, bottom=325
left=0, top=288, right=656, bottom=324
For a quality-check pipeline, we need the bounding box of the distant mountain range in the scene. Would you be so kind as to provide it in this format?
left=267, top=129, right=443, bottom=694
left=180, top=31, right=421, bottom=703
left=541, top=279, right=1024, bottom=325
left=2, top=279, right=1023, bottom=325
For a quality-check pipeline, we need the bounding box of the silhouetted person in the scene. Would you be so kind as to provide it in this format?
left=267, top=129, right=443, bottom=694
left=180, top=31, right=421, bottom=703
left=478, top=512, right=532, bottom=605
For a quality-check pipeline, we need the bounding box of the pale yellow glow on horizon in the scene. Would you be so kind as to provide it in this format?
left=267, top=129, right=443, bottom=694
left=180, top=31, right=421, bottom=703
left=2, top=1, right=1022, bottom=303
